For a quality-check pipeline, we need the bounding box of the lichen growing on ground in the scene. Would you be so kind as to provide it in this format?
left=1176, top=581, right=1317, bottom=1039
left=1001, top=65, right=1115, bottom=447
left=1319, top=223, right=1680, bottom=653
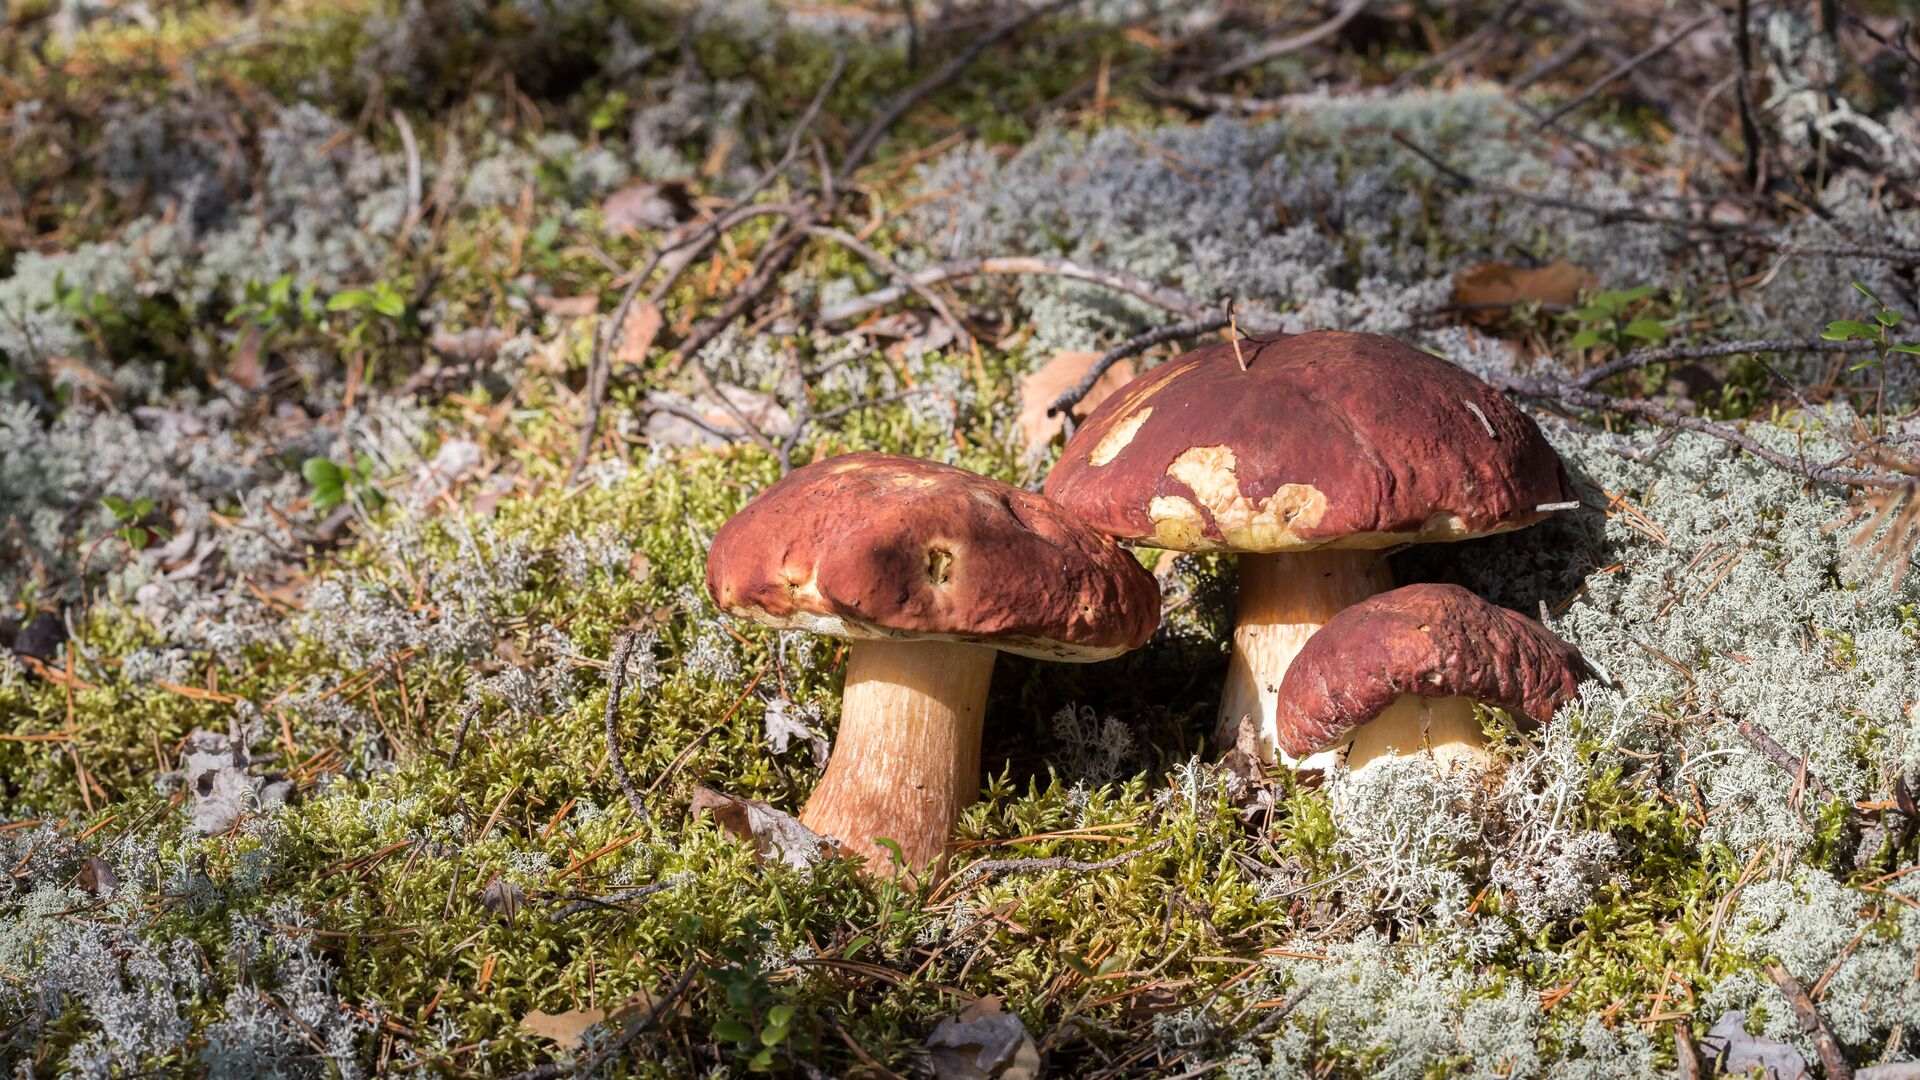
left=4, top=0, right=1919, bottom=1076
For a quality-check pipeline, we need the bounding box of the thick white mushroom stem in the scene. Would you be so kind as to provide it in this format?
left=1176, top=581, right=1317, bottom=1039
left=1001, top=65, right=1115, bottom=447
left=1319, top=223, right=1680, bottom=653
left=800, top=638, right=996, bottom=872
left=1217, top=549, right=1393, bottom=766
left=1342, top=695, right=1489, bottom=776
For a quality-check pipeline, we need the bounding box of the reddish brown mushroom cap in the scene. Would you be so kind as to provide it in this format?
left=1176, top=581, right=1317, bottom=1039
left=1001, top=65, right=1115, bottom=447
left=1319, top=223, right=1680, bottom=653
left=706, top=453, right=1161, bottom=661
left=1043, top=331, right=1571, bottom=552
left=1273, top=583, right=1588, bottom=757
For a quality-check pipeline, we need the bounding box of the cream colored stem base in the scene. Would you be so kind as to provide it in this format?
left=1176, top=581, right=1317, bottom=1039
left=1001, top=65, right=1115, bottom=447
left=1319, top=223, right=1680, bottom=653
left=1216, top=549, right=1393, bottom=766
left=800, top=638, right=996, bottom=872
left=1342, top=694, right=1489, bottom=776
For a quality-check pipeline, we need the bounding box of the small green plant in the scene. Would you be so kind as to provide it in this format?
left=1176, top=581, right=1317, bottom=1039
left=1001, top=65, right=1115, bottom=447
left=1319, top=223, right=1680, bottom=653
left=1819, top=281, right=1920, bottom=366
left=301, top=454, right=384, bottom=513
left=228, top=274, right=324, bottom=335
left=1566, top=285, right=1668, bottom=353
left=100, top=495, right=165, bottom=550
left=706, top=926, right=809, bottom=1072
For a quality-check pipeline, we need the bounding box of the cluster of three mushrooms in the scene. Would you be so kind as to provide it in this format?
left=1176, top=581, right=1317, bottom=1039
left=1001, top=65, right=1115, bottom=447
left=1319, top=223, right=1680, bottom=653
left=705, top=331, right=1589, bottom=868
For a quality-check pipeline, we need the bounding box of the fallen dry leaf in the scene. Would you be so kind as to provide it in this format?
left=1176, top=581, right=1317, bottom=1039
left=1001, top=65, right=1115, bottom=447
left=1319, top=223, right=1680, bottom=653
left=229, top=327, right=265, bottom=391
left=601, top=182, right=691, bottom=234
left=174, top=724, right=294, bottom=836
left=521, top=1007, right=608, bottom=1048
left=1451, top=259, right=1594, bottom=321
left=690, top=786, right=836, bottom=869
left=519, top=987, right=687, bottom=1048
left=534, top=294, right=599, bottom=319
left=1697, top=1010, right=1807, bottom=1080
left=613, top=301, right=663, bottom=367
left=927, top=996, right=1041, bottom=1080
left=644, top=386, right=796, bottom=448
left=1016, top=350, right=1134, bottom=453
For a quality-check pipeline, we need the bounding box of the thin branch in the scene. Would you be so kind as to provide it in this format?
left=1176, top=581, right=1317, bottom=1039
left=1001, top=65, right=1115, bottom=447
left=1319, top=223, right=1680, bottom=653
left=1200, top=0, right=1371, bottom=83
left=817, top=256, right=1283, bottom=331
left=1492, top=373, right=1907, bottom=489
left=838, top=0, right=1083, bottom=183
left=804, top=224, right=972, bottom=349
left=1729, top=716, right=1839, bottom=806
left=1733, top=0, right=1767, bottom=192
left=447, top=698, right=480, bottom=768
left=1574, top=337, right=1879, bottom=389
left=392, top=110, right=423, bottom=233
left=954, top=836, right=1170, bottom=881
left=1531, top=11, right=1719, bottom=131
left=604, top=631, right=650, bottom=823
left=1765, top=961, right=1855, bottom=1080
left=549, top=880, right=676, bottom=920
left=562, top=50, right=844, bottom=484
left=1048, top=313, right=1230, bottom=417
left=1394, top=136, right=1920, bottom=266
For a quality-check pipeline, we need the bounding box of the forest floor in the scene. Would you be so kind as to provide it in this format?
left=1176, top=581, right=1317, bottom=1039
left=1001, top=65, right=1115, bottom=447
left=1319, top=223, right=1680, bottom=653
left=4, top=0, right=1920, bottom=1076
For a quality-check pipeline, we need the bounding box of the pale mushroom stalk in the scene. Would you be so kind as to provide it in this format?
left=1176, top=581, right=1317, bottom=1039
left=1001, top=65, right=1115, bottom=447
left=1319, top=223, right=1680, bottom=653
left=1341, top=695, right=1488, bottom=775
left=1217, top=549, right=1393, bottom=765
left=798, top=639, right=996, bottom=869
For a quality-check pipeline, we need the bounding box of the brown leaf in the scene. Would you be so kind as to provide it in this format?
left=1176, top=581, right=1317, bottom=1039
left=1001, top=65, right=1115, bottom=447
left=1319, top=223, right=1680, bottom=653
left=613, top=301, right=663, bottom=367
left=78, top=855, right=118, bottom=896
left=1016, top=350, right=1135, bottom=453
left=601, top=182, right=692, bottom=234
left=520, top=986, right=689, bottom=1047
left=690, top=786, right=837, bottom=868
left=230, top=327, right=265, bottom=391
left=1451, top=259, right=1595, bottom=320
left=927, top=996, right=1042, bottom=1080
left=521, top=1007, right=609, bottom=1047
left=478, top=872, right=525, bottom=920
left=535, top=294, right=599, bottom=318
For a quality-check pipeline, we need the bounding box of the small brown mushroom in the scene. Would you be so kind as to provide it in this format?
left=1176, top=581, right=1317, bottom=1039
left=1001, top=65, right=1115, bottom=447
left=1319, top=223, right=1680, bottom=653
left=1044, top=330, right=1572, bottom=767
left=706, top=452, right=1160, bottom=870
left=1275, top=584, right=1588, bottom=774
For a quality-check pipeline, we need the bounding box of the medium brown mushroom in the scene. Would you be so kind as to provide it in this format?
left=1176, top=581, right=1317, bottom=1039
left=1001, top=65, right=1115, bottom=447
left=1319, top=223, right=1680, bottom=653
left=1044, top=330, right=1572, bottom=767
left=1275, top=584, right=1588, bottom=774
left=705, top=452, right=1160, bottom=869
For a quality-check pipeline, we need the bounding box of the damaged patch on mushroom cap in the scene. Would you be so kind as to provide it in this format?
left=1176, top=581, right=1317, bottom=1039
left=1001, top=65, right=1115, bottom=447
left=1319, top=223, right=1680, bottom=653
left=1274, top=583, right=1588, bottom=757
left=705, top=453, right=1161, bottom=661
left=1044, top=331, right=1571, bottom=552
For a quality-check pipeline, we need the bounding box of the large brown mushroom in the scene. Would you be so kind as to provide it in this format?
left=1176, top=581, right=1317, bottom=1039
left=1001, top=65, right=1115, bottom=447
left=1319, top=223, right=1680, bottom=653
left=706, top=452, right=1160, bottom=869
left=1275, top=583, right=1588, bottom=774
left=1044, top=330, right=1572, bottom=767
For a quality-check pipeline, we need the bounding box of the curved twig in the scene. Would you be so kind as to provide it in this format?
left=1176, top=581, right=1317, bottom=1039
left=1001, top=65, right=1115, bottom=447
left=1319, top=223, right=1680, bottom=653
left=1200, top=0, right=1371, bottom=83
left=817, top=256, right=1284, bottom=331
left=604, top=631, right=650, bottom=822
left=1047, top=313, right=1230, bottom=418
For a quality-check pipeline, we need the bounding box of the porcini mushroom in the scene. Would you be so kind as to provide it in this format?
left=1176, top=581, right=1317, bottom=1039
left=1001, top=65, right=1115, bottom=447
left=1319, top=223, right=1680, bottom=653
left=1275, top=583, right=1587, bottom=774
left=705, top=452, right=1160, bottom=869
left=1044, top=330, right=1572, bottom=766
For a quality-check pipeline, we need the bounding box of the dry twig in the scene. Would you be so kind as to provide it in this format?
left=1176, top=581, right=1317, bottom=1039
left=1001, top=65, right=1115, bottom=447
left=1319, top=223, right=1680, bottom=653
left=603, top=631, right=650, bottom=823
left=1048, top=313, right=1230, bottom=418
left=1764, top=961, right=1855, bottom=1080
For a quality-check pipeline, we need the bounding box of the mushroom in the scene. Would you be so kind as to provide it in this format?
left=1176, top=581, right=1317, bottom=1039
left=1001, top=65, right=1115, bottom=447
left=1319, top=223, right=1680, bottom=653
left=1044, top=330, right=1572, bottom=767
left=1275, top=583, right=1588, bottom=774
left=705, top=452, right=1160, bottom=869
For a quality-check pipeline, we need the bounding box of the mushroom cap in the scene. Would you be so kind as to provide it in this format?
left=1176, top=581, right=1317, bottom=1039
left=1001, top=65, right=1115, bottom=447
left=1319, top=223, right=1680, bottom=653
left=1274, top=583, right=1588, bottom=757
left=1043, top=330, right=1571, bottom=553
left=705, top=453, right=1161, bottom=661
